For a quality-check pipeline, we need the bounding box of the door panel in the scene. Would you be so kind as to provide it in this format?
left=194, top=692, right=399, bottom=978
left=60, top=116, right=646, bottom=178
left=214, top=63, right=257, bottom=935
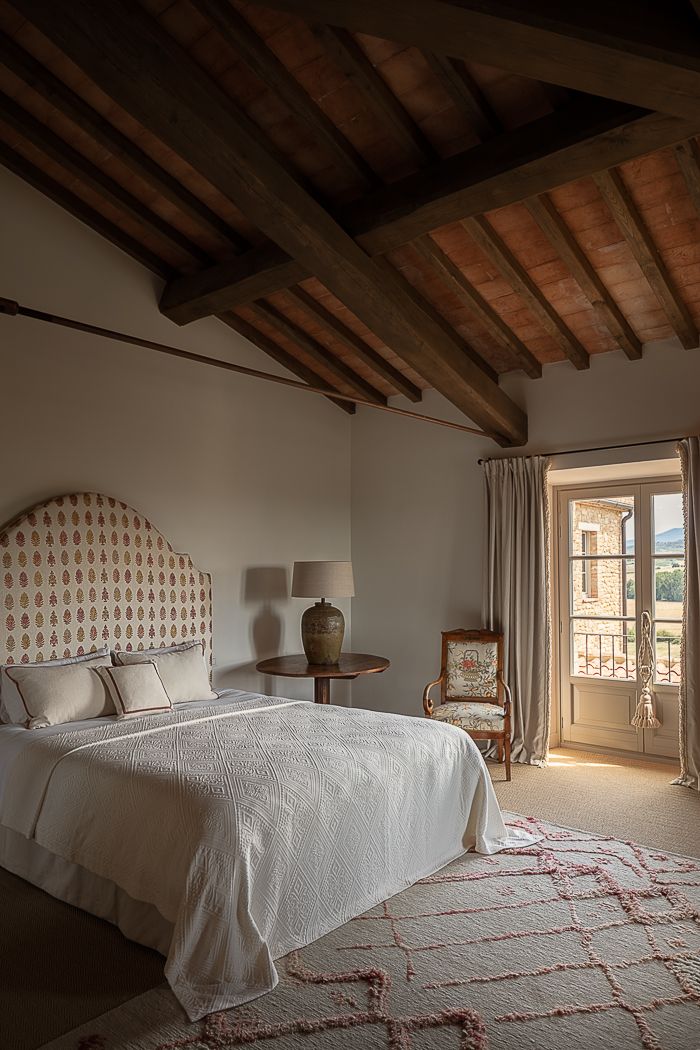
left=558, top=479, right=681, bottom=759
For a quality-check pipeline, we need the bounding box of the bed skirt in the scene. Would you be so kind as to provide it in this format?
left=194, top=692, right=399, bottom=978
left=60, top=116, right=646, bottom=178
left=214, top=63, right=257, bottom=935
left=0, top=825, right=173, bottom=957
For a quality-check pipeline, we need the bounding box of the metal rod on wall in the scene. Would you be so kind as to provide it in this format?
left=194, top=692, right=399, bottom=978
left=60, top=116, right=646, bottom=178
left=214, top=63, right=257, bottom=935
left=478, top=436, right=683, bottom=465
left=0, top=296, right=488, bottom=439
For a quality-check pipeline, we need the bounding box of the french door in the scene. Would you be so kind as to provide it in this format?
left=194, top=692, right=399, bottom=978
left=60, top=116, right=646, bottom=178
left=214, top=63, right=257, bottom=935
left=557, top=479, right=682, bottom=758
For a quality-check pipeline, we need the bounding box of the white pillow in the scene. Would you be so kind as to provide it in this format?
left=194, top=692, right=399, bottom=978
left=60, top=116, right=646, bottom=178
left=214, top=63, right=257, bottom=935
left=4, top=661, right=116, bottom=729
left=1, top=647, right=112, bottom=726
left=114, top=641, right=216, bottom=704
left=97, top=663, right=172, bottom=720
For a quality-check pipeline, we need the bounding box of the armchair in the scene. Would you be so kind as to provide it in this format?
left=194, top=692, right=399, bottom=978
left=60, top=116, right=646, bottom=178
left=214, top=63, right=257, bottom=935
left=423, top=628, right=511, bottom=780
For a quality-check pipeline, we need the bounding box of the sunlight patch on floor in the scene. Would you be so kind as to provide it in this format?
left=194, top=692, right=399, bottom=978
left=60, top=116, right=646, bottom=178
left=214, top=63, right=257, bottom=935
left=547, top=757, right=621, bottom=768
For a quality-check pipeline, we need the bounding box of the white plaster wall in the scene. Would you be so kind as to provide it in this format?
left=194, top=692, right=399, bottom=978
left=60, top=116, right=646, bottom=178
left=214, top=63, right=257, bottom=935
left=0, top=167, right=352, bottom=701
left=350, top=343, right=700, bottom=715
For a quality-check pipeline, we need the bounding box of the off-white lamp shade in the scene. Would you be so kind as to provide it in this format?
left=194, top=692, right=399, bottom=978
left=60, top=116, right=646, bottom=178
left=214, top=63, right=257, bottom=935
left=291, top=561, right=355, bottom=599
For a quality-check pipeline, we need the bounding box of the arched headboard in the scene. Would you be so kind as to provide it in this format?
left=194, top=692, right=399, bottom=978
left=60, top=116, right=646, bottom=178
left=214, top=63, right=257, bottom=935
left=1, top=493, right=212, bottom=667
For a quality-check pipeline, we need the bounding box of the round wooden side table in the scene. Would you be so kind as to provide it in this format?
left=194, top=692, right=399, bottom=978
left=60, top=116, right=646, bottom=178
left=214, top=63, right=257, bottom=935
left=255, top=653, right=390, bottom=704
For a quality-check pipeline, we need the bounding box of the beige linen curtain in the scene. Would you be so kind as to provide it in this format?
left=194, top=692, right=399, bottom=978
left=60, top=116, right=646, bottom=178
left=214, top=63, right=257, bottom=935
left=675, top=438, right=700, bottom=790
left=482, top=456, right=551, bottom=765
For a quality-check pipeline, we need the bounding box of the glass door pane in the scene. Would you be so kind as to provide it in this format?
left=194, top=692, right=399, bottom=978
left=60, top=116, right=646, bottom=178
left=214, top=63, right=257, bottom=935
left=568, top=495, right=635, bottom=681
left=651, top=492, right=684, bottom=688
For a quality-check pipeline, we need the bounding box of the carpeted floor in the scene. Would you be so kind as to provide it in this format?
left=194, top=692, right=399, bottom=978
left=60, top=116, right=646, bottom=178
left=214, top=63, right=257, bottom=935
left=492, top=748, right=700, bottom=858
left=0, top=748, right=697, bottom=1049
left=38, top=813, right=700, bottom=1050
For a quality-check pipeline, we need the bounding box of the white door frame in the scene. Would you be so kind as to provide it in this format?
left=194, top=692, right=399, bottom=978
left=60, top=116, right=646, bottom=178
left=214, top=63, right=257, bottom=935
left=550, top=473, right=681, bottom=757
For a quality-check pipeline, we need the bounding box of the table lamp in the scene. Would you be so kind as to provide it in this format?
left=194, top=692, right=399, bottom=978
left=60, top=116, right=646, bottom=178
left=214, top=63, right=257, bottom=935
left=291, top=561, right=354, bottom=665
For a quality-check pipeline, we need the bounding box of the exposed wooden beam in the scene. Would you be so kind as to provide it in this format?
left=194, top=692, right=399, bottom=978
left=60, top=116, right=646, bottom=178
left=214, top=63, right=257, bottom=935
left=0, top=141, right=173, bottom=279
left=287, top=287, right=422, bottom=401
left=0, top=90, right=210, bottom=266
left=413, top=235, right=542, bottom=378
left=462, top=215, right=590, bottom=371
left=524, top=193, right=643, bottom=361
left=373, top=255, right=498, bottom=383
left=422, top=53, right=501, bottom=140
left=220, top=313, right=355, bottom=413
left=0, top=139, right=353, bottom=415
left=160, top=244, right=307, bottom=322
left=593, top=168, right=699, bottom=350
left=244, top=0, right=700, bottom=123
left=161, top=100, right=699, bottom=321
left=348, top=103, right=698, bottom=257
left=189, top=0, right=378, bottom=189
left=251, top=300, right=387, bottom=404
left=21, top=0, right=526, bottom=443
left=675, top=139, right=700, bottom=217
left=315, top=25, right=437, bottom=165
left=0, top=31, right=246, bottom=251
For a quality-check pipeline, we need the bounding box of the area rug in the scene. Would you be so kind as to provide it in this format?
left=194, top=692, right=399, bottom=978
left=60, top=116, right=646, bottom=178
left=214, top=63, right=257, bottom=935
left=41, top=815, right=700, bottom=1050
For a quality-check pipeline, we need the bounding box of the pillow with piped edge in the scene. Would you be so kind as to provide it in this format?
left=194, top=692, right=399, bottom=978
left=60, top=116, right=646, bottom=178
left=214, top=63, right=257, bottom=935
left=3, top=658, right=116, bottom=729
left=0, top=646, right=112, bottom=725
left=113, top=640, right=217, bottom=704
left=96, top=662, right=173, bottom=720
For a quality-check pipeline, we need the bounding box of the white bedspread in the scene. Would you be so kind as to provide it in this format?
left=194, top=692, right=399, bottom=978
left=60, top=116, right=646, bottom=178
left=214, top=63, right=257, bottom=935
left=0, top=691, right=536, bottom=1020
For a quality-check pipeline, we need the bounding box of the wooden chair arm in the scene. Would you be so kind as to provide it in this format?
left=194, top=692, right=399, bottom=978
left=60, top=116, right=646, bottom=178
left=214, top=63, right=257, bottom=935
left=497, top=669, right=512, bottom=714
left=423, top=676, right=444, bottom=717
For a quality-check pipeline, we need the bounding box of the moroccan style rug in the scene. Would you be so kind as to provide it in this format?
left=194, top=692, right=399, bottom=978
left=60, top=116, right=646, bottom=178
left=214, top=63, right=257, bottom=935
left=41, top=815, right=700, bottom=1050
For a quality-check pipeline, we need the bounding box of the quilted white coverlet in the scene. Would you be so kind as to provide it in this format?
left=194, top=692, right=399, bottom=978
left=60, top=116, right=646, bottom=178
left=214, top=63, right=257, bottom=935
left=0, top=691, right=536, bottom=1020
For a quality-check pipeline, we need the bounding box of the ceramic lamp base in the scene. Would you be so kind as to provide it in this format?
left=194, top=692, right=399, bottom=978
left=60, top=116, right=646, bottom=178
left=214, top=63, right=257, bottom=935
left=301, top=600, right=344, bottom=665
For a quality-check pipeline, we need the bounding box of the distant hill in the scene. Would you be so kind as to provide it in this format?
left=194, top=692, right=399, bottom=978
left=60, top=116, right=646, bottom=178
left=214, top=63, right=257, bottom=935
left=626, top=526, right=683, bottom=553
left=656, top=526, right=684, bottom=552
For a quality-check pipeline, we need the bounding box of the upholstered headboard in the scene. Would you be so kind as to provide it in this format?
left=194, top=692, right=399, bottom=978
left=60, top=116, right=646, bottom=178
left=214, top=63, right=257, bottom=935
left=1, top=493, right=212, bottom=667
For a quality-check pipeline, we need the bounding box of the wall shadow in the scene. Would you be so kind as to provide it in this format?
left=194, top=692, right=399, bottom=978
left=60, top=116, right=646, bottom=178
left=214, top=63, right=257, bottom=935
left=241, top=565, right=289, bottom=695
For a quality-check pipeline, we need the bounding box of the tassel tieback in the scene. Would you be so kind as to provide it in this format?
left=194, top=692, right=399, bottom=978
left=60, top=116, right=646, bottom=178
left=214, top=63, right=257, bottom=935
left=631, top=687, right=661, bottom=729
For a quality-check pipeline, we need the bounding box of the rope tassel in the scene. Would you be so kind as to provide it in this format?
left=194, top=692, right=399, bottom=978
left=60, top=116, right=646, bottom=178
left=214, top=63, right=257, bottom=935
left=632, top=611, right=661, bottom=730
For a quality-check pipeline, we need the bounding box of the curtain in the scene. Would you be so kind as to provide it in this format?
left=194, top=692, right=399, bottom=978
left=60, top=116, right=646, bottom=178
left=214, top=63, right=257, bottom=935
left=674, top=438, right=700, bottom=790
left=482, top=456, right=551, bottom=765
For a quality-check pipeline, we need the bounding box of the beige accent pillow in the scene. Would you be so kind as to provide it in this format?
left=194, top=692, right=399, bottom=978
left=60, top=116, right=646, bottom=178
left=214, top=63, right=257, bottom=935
left=4, top=660, right=115, bottom=729
left=0, top=646, right=111, bottom=725
left=114, top=642, right=217, bottom=704
left=96, top=663, right=172, bottom=720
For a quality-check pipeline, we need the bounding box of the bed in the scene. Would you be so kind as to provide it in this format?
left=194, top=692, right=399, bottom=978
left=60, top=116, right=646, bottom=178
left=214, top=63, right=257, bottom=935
left=0, top=493, right=537, bottom=1021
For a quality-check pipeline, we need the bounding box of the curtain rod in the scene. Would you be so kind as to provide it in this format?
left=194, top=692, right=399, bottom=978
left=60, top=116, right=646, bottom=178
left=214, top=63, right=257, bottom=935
left=0, top=297, right=488, bottom=438
left=478, top=436, right=682, bottom=465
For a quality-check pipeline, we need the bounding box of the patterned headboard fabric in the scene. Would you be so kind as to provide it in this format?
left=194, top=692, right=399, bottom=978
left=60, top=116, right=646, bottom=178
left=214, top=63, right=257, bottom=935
left=1, top=493, right=212, bottom=667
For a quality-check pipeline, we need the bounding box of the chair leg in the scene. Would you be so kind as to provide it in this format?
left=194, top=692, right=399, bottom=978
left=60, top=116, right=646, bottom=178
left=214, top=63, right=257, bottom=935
left=497, top=738, right=504, bottom=763
left=504, top=733, right=511, bottom=782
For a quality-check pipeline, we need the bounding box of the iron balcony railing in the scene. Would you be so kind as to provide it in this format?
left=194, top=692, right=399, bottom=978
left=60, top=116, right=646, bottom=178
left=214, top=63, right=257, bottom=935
left=573, top=631, right=680, bottom=684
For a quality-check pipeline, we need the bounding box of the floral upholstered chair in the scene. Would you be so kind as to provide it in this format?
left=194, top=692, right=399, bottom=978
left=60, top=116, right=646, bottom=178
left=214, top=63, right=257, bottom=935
left=423, top=628, right=511, bottom=780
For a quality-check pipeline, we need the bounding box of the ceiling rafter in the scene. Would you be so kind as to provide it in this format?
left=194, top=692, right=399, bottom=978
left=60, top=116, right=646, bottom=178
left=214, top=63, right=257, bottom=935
left=421, top=53, right=502, bottom=140
left=313, top=25, right=437, bottom=166
left=373, top=255, right=498, bottom=383
left=160, top=99, right=699, bottom=324
left=0, top=140, right=174, bottom=280
left=250, top=300, right=388, bottom=404
left=243, top=0, right=700, bottom=122
left=0, top=138, right=355, bottom=416
left=461, top=215, right=590, bottom=370
left=412, top=234, right=542, bottom=377
left=287, top=287, right=423, bottom=401
left=524, top=193, right=643, bottom=361
left=593, top=168, right=699, bottom=350
left=16, top=0, right=527, bottom=443
left=189, top=0, right=379, bottom=189
left=220, top=312, right=355, bottom=414
left=0, top=30, right=247, bottom=251
left=675, top=139, right=700, bottom=217
left=0, top=90, right=212, bottom=267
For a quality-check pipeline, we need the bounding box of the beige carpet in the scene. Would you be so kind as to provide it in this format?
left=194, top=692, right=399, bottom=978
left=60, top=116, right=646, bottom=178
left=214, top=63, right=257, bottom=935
left=39, top=814, right=700, bottom=1050
left=493, top=748, right=700, bottom=858
left=0, top=749, right=697, bottom=1049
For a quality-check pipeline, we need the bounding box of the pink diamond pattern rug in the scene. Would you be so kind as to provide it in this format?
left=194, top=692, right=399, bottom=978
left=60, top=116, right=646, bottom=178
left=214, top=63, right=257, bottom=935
left=41, top=815, right=700, bottom=1050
